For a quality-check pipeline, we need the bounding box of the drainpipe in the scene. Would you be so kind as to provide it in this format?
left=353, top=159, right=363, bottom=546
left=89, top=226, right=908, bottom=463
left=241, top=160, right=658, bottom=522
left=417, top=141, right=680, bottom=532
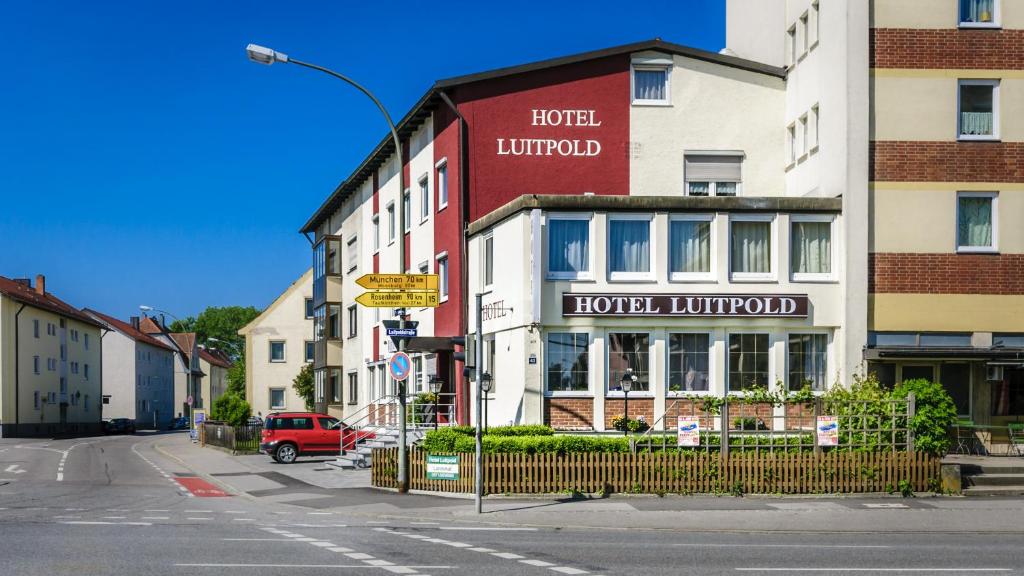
left=14, top=303, right=26, bottom=437
left=99, top=328, right=109, bottom=430
left=437, top=89, right=470, bottom=425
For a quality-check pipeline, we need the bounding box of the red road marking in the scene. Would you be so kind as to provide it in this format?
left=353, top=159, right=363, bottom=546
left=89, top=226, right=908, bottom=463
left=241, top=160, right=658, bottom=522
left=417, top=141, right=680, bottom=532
left=175, top=477, right=230, bottom=497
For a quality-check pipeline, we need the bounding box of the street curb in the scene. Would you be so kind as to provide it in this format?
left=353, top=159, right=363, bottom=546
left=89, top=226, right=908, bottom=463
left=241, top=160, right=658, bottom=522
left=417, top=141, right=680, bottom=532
left=151, top=440, right=256, bottom=501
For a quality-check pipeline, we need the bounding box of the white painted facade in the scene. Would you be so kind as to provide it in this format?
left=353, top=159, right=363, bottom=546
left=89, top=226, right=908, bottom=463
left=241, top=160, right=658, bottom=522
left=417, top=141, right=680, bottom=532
left=93, top=325, right=174, bottom=429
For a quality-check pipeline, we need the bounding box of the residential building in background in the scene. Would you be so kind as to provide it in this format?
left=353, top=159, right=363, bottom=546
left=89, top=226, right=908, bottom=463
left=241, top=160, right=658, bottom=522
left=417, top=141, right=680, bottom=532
left=726, top=0, right=1024, bottom=428
left=198, top=347, right=232, bottom=410
left=84, top=310, right=175, bottom=429
left=238, top=269, right=313, bottom=417
left=139, top=316, right=203, bottom=419
left=0, top=275, right=103, bottom=437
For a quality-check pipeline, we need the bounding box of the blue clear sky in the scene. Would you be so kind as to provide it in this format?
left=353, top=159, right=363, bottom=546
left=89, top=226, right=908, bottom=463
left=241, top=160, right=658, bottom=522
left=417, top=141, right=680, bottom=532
left=0, top=1, right=725, bottom=321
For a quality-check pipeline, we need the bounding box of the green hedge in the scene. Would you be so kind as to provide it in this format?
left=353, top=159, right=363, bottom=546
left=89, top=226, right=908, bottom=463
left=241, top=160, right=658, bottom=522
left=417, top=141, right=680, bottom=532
left=421, top=427, right=626, bottom=454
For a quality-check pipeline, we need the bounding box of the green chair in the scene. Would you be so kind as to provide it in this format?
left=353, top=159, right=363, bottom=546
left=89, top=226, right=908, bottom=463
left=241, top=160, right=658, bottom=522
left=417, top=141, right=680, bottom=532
left=1008, top=423, right=1024, bottom=457
left=953, top=419, right=978, bottom=455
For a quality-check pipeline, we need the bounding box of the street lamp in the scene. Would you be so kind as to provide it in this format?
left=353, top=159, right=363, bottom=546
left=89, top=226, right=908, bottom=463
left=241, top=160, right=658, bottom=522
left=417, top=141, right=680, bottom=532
left=247, top=44, right=412, bottom=493
left=207, top=337, right=241, bottom=360
left=481, top=372, right=493, bottom=434
left=429, top=375, right=443, bottom=431
left=621, top=369, right=636, bottom=436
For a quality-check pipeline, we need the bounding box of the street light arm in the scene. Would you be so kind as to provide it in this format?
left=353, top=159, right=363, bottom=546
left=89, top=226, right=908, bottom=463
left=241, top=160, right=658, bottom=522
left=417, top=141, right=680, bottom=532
left=287, top=58, right=403, bottom=161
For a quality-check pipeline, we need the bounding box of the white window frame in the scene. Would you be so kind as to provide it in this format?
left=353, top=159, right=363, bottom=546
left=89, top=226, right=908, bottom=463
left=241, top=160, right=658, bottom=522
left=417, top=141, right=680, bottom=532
left=799, top=114, right=809, bottom=158
left=729, top=214, right=778, bottom=282
left=799, top=11, right=809, bottom=58
left=386, top=202, right=396, bottom=244
left=607, top=213, right=655, bottom=282
left=605, top=330, right=654, bottom=397
left=481, top=232, right=495, bottom=291
left=372, top=214, right=380, bottom=253
left=630, top=60, right=672, bottom=106
left=726, top=330, right=775, bottom=393
left=269, top=340, right=286, bottom=363
left=418, top=174, right=430, bottom=223
left=957, top=79, right=1000, bottom=141
left=786, top=123, right=797, bottom=165
left=545, top=212, right=594, bottom=281
left=787, top=25, right=797, bottom=67
left=956, top=191, right=999, bottom=253
left=269, top=388, right=286, bottom=410
left=785, top=330, right=832, bottom=394
left=304, top=340, right=314, bottom=363
left=435, top=158, right=449, bottom=211
left=346, top=234, right=358, bottom=274
left=959, top=0, right=1000, bottom=28
left=436, top=252, right=449, bottom=301
left=809, top=104, right=820, bottom=152
left=665, top=330, right=714, bottom=397
left=790, top=214, right=838, bottom=282
left=809, top=2, right=820, bottom=48
left=33, top=355, right=40, bottom=374
left=668, top=214, right=716, bottom=282
left=403, top=189, right=412, bottom=233
left=347, top=371, right=359, bottom=405
left=544, top=331, right=593, bottom=397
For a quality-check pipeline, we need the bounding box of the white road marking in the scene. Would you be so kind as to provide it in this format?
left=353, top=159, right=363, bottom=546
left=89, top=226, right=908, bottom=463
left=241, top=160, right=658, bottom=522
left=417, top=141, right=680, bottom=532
left=345, top=553, right=376, bottom=560
left=222, top=538, right=296, bottom=542
left=863, top=503, right=909, bottom=509
left=410, top=521, right=439, bottom=525
left=309, top=541, right=336, bottom=547
left=521, top=559, right=556, bottom=567
left=327, top=547, right=354, bottom=553
left=443, top=541, right=472, bottom=548
left=364, top=560, right=395, bottom=566
left=232, top=518, right=255, bottom=522
left=144, top=509, right=169, bottom=512
left=293, top=538, right=316, bottom=542
left=174, top=564, right=453, bottom=570
left=103, top=517, right=127, bottom=519
left=140, top=516, right=169, bottom=520
left=187, top=517, right=212, bottom=521
left=53, top=515, right=81, bottom=519
left=184, top=509, right=212, bottom=513
left=492, top=552, right=525, bottom=560
left=674, top=543, right=892, bottom=549
left=60, top=521, right=152, bottom=526
left=550, top=568, right=589, bottom=575
left=381, top=567, right=418, bottom=575
left=55, top=473, right=63, bottom=481
left=4, top=465, right=25, bottom=474
left=307, top=512, right=332, bottom=515
left=224, top=510, right=246, bottom=514
left=439, top=526, right=537, bottom=531
left=469, top=547, right=495, bottom=553
left=736, top=570, right=1012, bottom=573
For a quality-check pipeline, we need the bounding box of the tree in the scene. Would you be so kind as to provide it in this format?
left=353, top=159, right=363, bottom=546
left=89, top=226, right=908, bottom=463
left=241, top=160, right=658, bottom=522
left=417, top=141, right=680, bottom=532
left=293, top=363, right=314, bottom=410
left=210, top=392, right=251, bottom=426
left=168, top=306, right=260, bottom=357
left=227, top=357, right=246, bottom=397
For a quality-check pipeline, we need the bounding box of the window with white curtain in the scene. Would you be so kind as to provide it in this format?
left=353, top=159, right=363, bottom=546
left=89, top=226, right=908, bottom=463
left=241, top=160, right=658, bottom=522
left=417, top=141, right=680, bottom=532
left=788, top=333, right=828, bottom=391
left=632, top=63, right=670, bottom=105
left=372, top=215, right=379, bottom=252
left=436, top=253, right=449, bottom=299
left=791, top=216, right=833, bottom=280
left=669, top=215, right=713, bottom=281
left=547, top=215, right=591, bottom=279
left=957, top=192, right=997, bottom=252
left=419, top=175, right=430, bottom=221
left=730, top=217, right=774, bottom=280
left=386, top=203, right=395, bottom=243
left=608, top=332, right=650, bottom=393
left=668, top=333, right=710, bottom=393
left=608, top=216, right=653, bottom=280
left=728, top=333, right=770, bottom=391
left=436, top=161, right=448, bottom=209
left=958, top=80, right=998, bottom=140
left=546, top=333, right=589, bottom=393
left=684, top=154, right=742, bottom=196
left=960, top=0, right=998, bottom=26
left=403, top=190, right=411, bottom=232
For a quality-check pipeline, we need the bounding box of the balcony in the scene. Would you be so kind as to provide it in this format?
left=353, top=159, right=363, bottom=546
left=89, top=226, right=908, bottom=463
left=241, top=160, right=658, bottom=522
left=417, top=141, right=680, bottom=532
left=313, top=236, right=343, bottom=307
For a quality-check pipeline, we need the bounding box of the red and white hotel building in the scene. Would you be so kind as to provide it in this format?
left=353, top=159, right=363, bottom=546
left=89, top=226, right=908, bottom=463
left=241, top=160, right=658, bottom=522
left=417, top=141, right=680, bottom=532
left=303, top=23, right=872, bottom=431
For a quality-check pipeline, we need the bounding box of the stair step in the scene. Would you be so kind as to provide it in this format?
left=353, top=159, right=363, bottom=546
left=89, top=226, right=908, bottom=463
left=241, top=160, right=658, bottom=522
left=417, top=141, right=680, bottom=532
left=962, top=465, right=1024, bottom=475
left=963, top=485, right=1024, bottom=497
left=964, top=473, right=1024, bottom=487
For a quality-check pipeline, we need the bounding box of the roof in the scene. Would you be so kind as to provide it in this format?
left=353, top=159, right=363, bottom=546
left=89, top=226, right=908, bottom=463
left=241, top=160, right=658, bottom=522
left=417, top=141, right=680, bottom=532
left=169, top=333, right=197, bottom=360
left=138, top=316, right=166, bottom=334
left=198, top=347, right=233, bottom=369
left=467, top=194, right=843, bottom=236
left=82, top=309, right=176, bottom=351
left=300, top=39, right=786, bottom=234
left=238, top=268, right=312, bottom=336
left=0, top=275, right=104, bottom=328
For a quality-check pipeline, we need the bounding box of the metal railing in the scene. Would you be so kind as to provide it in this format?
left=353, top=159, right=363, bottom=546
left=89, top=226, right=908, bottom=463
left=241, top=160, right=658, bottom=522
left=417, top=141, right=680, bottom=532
left=201, top=421, right=262, bottom=453
left=341, top=392, right=457, bottom=434
left=632, top=394, right=915, bottom=454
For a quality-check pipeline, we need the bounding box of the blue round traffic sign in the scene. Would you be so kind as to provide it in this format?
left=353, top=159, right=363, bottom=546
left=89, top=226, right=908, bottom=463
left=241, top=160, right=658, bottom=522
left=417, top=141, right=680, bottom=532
left=389, top=351, right=412, bottom=381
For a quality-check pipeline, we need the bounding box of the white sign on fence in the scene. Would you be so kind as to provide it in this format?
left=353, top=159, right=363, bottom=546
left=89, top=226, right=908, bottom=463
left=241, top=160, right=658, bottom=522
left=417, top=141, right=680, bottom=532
left=426, top=454, right=459, bottom=480
left=816, top=416, right=839, bottom=447
left=677, top=417, right=700, bottom=447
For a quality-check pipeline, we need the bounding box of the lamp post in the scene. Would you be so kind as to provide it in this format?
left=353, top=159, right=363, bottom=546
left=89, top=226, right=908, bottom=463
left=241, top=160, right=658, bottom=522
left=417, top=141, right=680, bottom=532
left=140, top=305, right=195, bottom=419
left=247, top=44, right=411, bottom=493
left=429, top=375, right=443, bottom=431
left=621, top=368, right=636, bottom=436
left=480, top=372, right=493, bottom=434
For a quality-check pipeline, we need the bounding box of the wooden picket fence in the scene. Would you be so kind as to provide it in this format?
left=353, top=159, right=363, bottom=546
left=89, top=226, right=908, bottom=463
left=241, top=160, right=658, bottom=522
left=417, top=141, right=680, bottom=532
left=372, top=448, right=940, bottom=495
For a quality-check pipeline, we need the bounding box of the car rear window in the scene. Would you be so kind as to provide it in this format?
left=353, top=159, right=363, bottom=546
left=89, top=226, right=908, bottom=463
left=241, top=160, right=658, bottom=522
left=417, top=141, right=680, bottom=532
left=265, top=417, right=314, bottom=430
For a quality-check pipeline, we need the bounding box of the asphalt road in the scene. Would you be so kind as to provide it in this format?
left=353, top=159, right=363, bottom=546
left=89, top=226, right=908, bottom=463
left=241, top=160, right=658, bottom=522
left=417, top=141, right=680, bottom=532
left=1, top=432, right=1023, bottom=575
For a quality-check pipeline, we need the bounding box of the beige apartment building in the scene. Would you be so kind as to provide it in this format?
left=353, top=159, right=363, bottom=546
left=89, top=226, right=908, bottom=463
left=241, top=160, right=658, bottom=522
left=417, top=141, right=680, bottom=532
left=198, top=347, right=232, bottom=410
left=239, top=269, right=314, bottom=417
left=0, top=275, right=104, bottom=437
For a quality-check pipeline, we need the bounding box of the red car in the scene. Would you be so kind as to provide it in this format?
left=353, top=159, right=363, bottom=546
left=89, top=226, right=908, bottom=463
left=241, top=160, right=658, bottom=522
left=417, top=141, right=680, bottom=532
left=260, top=412, right=375, bottom=464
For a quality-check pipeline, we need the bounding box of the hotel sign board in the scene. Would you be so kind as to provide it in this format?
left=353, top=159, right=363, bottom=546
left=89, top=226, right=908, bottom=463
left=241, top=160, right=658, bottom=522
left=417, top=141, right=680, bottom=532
left=562, top=293, right=809, bottom=318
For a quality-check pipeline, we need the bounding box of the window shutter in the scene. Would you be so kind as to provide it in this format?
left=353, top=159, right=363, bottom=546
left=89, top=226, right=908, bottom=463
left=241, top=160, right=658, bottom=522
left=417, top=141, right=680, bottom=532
left=685, top=155, right=742, bottom=182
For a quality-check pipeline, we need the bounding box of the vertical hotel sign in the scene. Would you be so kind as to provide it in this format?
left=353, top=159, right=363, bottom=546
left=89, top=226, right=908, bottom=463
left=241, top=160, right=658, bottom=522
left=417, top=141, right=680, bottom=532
left=496, top=109, right=603, bottom=157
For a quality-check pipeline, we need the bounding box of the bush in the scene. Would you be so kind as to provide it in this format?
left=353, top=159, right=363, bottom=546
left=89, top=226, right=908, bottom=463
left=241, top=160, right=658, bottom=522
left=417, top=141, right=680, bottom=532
left=420, top=428, right=627, bottom=455
left=894, top=378, right=957, bottom=455
left=485, top=425, right=554, bottom=437
left=610, top=415, right=649, bottom=433
left=210, top=392, right=251, bottom=426
left=422, top=425, right=554, bottom=448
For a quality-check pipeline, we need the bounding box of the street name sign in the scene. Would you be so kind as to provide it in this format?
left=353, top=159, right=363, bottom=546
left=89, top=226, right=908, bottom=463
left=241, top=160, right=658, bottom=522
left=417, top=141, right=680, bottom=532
left=356, top=291, right=439, bottom=308
left=426, top=454, right=459, bottom=480
left=356, top=273, right=439, bottom=291
left=386, top=328, right=417, bottom=337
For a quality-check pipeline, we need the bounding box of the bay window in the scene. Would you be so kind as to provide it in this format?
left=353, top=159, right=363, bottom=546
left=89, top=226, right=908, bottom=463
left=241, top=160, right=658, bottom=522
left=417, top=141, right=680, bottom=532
left=669, top=215, right=713, bottom=280
left=668, top=333, right=710, bottom=393
left=957, top=192, right=997, bottom=252
left=546, top=333, right=589, bottom=393
left=608, top=332, right=650, bottom=393
left=788, top=333, right=828, bottom=391
left=791, top=216, right=833, bottom=280
left=608, top=216, right=653, bottom=280
left=728, top=333, right=769, bottom=391
left=958, top=80, right=998, bottom=140
left=547, top=215, right=591, bottom=279
left=730, top=216, right=774, bottom=280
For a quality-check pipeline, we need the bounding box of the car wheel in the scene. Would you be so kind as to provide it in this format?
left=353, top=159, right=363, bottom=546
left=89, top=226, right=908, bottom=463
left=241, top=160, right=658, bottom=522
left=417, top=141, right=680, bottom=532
left=275, top=443, right=298, bottom=464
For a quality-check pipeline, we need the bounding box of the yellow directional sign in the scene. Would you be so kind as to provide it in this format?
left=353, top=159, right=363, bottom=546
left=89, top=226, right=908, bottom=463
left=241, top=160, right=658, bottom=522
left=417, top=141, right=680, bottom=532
left=356, top=291, right=439, bottom=308
left=356, top=273, right=438, bottom=291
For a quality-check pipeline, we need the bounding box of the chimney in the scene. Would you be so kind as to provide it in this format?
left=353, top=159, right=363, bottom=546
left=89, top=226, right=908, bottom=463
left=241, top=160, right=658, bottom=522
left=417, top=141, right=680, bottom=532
left=130, top=316, right=140, bottom=329
left=35, top=274, right=45, bottom=295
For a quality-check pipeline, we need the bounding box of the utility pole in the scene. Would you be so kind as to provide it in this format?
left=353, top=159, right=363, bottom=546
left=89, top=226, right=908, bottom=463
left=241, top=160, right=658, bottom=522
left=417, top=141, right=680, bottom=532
left=474, top=293, right=483, bottom=514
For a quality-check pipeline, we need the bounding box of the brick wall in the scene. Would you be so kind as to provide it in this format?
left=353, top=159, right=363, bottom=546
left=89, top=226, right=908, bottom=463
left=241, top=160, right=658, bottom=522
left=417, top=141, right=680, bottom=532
left=663, top=399, right=719, bottom=430
left=870, top=253, right=1024, bottom=294
left=872, top=28, right=1024, bottom=70
left=871, top=141, right=1024, bottom=183
left=604, top=398, right=655, bottom=429
left=544, top=397, right=594, bottom=430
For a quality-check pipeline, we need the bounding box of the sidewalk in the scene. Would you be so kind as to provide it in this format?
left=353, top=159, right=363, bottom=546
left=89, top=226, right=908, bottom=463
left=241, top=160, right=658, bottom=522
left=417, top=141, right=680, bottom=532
left=152, top=433, right=1024, bottom=534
